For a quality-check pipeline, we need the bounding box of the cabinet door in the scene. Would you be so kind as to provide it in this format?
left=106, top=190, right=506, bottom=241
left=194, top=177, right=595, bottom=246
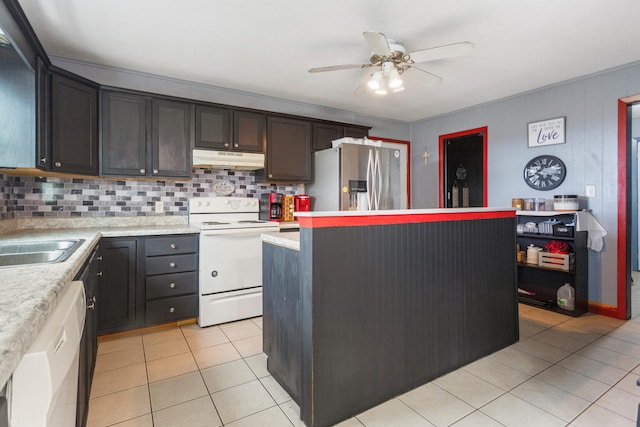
left=97, top=239, right=138, bottom=334
left=101, top=91, right=148, bottom=176
left=152, top=99, right=191, bottom=177
left=194, top=105, right=230, bottom=150
left=50, top=72, right=98, bottom=175
left=234, top=110, right=265, bottom=153
left=266, top=116, right=311, bottom=182
left=312, top=122, right=342, bottom=151
left=36, top=57, right=50, bottom=170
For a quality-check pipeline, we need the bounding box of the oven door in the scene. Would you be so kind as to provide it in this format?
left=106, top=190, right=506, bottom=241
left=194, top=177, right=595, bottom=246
left=199, top=228, right=274, bottom=295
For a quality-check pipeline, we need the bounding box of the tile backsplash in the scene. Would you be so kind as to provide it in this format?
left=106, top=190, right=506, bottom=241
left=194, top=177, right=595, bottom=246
left=0, top=169, right=298, bottom=220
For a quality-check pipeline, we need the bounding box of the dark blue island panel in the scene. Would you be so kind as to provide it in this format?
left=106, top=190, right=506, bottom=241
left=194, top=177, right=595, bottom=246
left=263, top=209, right=518, bottom=427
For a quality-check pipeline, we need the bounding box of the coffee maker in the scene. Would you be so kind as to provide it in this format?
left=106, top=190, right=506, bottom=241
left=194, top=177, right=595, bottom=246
left=260, top=193, right=283, bottom=221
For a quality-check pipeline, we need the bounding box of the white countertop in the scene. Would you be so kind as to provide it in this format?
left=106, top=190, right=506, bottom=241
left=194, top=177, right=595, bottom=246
left=0, top=224, right=199, bottom=389
left=262, top=231, right=300, bottom=251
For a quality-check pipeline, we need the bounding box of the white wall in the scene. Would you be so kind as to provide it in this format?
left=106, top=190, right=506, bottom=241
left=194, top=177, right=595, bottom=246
left=410, top=60, right=640, bottom=307
left=51, top=56, right=411, bottom=141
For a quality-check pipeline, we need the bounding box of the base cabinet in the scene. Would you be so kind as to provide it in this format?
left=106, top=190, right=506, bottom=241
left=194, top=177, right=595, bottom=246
left=76, top=247, right=101, bottom=427
left=144, top=235, right=198, bottom=325
left=97, top=234, right=199, bottom=335
left=516, top=211, right=588, bottom=316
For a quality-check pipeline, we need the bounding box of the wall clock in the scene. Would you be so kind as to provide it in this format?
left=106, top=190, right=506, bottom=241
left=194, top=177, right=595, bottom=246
left=523, top=155, right=566, bottom=190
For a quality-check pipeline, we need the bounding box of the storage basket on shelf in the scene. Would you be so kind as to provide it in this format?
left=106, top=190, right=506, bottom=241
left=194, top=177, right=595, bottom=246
left=538, top=252, right=574, bottom=271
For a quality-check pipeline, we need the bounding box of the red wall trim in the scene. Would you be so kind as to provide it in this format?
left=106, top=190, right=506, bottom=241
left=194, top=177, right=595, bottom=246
left=438, top=126, right=488, bottom=208
left=368, top=136, right=411, bottom=208
left=298, top=209, right=514, bottom=229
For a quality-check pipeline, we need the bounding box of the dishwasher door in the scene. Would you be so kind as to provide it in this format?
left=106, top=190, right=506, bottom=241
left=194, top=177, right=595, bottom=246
left=11, top=281, right=86, bottom=427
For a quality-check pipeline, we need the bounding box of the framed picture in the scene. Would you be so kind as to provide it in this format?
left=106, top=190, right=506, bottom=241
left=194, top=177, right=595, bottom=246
left=527, top=117, right=565, bottom=148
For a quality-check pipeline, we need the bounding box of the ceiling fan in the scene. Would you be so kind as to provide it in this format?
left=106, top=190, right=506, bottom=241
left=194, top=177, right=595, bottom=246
left=308, top=31, right=474, bottom=95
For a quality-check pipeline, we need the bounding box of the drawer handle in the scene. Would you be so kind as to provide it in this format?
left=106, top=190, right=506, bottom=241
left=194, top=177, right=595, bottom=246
left=170, top=243, right=177, bottom=249
left=169, top=282, right=176, bottom=289
left=96, top=271, right=103, bottom=277
left=54, top=161, right=62, bottom=168
left=169, top=262, right=176, bottom=268
left=169, top=307, right=175, bottom=313
left=96, top=256, right=103, bottom=261
left=140, top=168, right=146, bottom=174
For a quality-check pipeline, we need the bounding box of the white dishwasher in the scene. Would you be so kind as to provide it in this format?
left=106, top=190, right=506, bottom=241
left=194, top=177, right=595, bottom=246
left=10, top=280, right=86, bottom=427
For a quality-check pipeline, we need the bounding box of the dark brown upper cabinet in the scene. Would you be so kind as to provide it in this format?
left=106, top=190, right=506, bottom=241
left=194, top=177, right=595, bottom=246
left=194, top=106, right=264, bottom=153
left=102, top=90, right=191, bottom=178
left=312, top=122, right=369, bottom=151
left=263, top=116, right=312, bottom=182
left=47, top=69, right=99, bottom=175
left=233, top=110, right=265, bottom=153
left=194, top=105, right=230, bottom=150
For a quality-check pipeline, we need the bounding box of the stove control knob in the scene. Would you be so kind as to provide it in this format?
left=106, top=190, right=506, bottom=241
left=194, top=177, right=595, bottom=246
left=203, top=201, right=210, bottom=207
left=211, top=271, right=218, bottom=278
left=193, top=201, right=200, bottom=207
left=224, top=200, right=230, bottom=206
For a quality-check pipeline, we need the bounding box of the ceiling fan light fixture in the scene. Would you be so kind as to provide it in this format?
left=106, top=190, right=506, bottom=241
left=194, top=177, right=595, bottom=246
left=374, top=87, right=388, bottom=95
left=367, top=71, right=384, bottom=90
left=388, top=68, right=403, bottom=89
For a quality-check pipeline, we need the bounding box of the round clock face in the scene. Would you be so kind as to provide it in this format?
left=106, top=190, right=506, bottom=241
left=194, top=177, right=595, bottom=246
left=523, top=155, right=566, bottom=190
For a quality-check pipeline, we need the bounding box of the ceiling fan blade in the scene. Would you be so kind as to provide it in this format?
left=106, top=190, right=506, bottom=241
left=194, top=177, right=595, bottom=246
left=308, top=64, right=368, bottom=73
left=409, top=42, right=474, bottom=64
left=407, top=65, right=443, bottom=86
left=363, top=31, right=391, bottom=56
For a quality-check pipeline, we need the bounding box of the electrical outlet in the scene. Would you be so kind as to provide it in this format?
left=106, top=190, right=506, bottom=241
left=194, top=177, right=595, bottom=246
left=585, top=185, right=596, bottom=198
left=155, top=201, right=164, bottom=213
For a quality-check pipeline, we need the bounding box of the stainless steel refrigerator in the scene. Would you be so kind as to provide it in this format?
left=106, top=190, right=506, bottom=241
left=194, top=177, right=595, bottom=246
left=307, top=140, right=408, bottom=211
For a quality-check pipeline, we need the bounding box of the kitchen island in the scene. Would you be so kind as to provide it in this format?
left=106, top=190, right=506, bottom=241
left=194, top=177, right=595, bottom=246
left=262, top=208, right=518, bottom=427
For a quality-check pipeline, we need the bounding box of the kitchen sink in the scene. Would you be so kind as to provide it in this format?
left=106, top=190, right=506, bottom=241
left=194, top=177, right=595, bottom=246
left=0, top=239, right=85, bottom=267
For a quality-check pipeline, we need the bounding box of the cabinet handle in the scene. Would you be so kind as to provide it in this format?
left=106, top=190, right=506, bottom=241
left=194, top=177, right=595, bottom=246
left=140, top=168, right=146, bottom=174
left=96, top=256, right=103, bottom=261
left=40, top=158, right=47, bottom=163
left=170, top=243, right=177, bottom=249
left=54, top=162, right=62, bottom=168
left=269, top=174, right=273, bottom=178
left=169, top=307, right=176, bottom=313
left=224, top=143, right=229, bottom=147
left=169, top=262, right=176, bottom=268
left=169, top=282, right=176, bottom=289
left=87, top=296, right=96, bottom=310
left=96, top=271, right=103, bottom=276
left=234, top=143, right=239, bottom=148
left=153, top=169, right=159, bottom=174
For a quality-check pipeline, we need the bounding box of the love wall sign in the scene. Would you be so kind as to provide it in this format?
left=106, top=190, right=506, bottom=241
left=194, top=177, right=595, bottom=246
left=527, top=117, right=565, bottom=148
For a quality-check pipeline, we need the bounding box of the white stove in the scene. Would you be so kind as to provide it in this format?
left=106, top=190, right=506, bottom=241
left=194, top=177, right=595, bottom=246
left=189, top=197, right=279, bottom=327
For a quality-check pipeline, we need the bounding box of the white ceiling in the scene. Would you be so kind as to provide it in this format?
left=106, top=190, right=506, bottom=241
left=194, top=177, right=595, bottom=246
left=15, top=0, right=640, bottom=122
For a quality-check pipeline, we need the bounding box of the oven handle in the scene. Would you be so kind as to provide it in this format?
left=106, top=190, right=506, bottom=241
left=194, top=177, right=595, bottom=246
left=200, top=228, right=279, bottom=237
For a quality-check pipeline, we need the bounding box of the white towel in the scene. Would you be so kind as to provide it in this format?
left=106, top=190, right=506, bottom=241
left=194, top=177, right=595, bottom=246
left=575, top=211, right=608, bottom=252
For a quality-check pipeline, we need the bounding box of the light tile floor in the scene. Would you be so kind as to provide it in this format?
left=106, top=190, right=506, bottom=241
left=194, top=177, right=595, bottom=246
left=88, top=287, right=640, bottom=427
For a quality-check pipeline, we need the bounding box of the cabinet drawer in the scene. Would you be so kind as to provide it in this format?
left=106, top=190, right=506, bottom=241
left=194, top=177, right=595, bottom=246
left=146, top=253, right=198, bottom=275
left=146, top=294, right=198, bottom=324
left=146, top=271, right=197, bottom=299
left=146, top=235, right=198, bottom=257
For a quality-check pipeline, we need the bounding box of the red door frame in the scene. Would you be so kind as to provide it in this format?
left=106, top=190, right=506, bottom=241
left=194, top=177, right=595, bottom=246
left=438, top=127, right=488, bottom=208
left=610, top=96, right=640, bottom=319
left=368, top=136, right=411, bottom=208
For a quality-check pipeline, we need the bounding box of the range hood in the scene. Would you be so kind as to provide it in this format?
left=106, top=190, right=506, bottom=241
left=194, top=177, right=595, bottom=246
left=192, top=149, right=265, bottom=170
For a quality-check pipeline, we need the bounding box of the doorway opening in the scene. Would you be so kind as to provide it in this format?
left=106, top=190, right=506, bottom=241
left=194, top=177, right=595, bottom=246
left=438, top=127, right=488, bottom=208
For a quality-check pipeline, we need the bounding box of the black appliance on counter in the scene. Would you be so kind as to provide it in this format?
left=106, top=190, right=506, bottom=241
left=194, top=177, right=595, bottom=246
left=260, top=193, right=283, bottom=221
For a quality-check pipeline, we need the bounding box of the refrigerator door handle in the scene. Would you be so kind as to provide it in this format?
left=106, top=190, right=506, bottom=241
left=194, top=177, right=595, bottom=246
left=374, top=149, right=382, bottom=210
left=367, top=148, right=374, bottom=210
